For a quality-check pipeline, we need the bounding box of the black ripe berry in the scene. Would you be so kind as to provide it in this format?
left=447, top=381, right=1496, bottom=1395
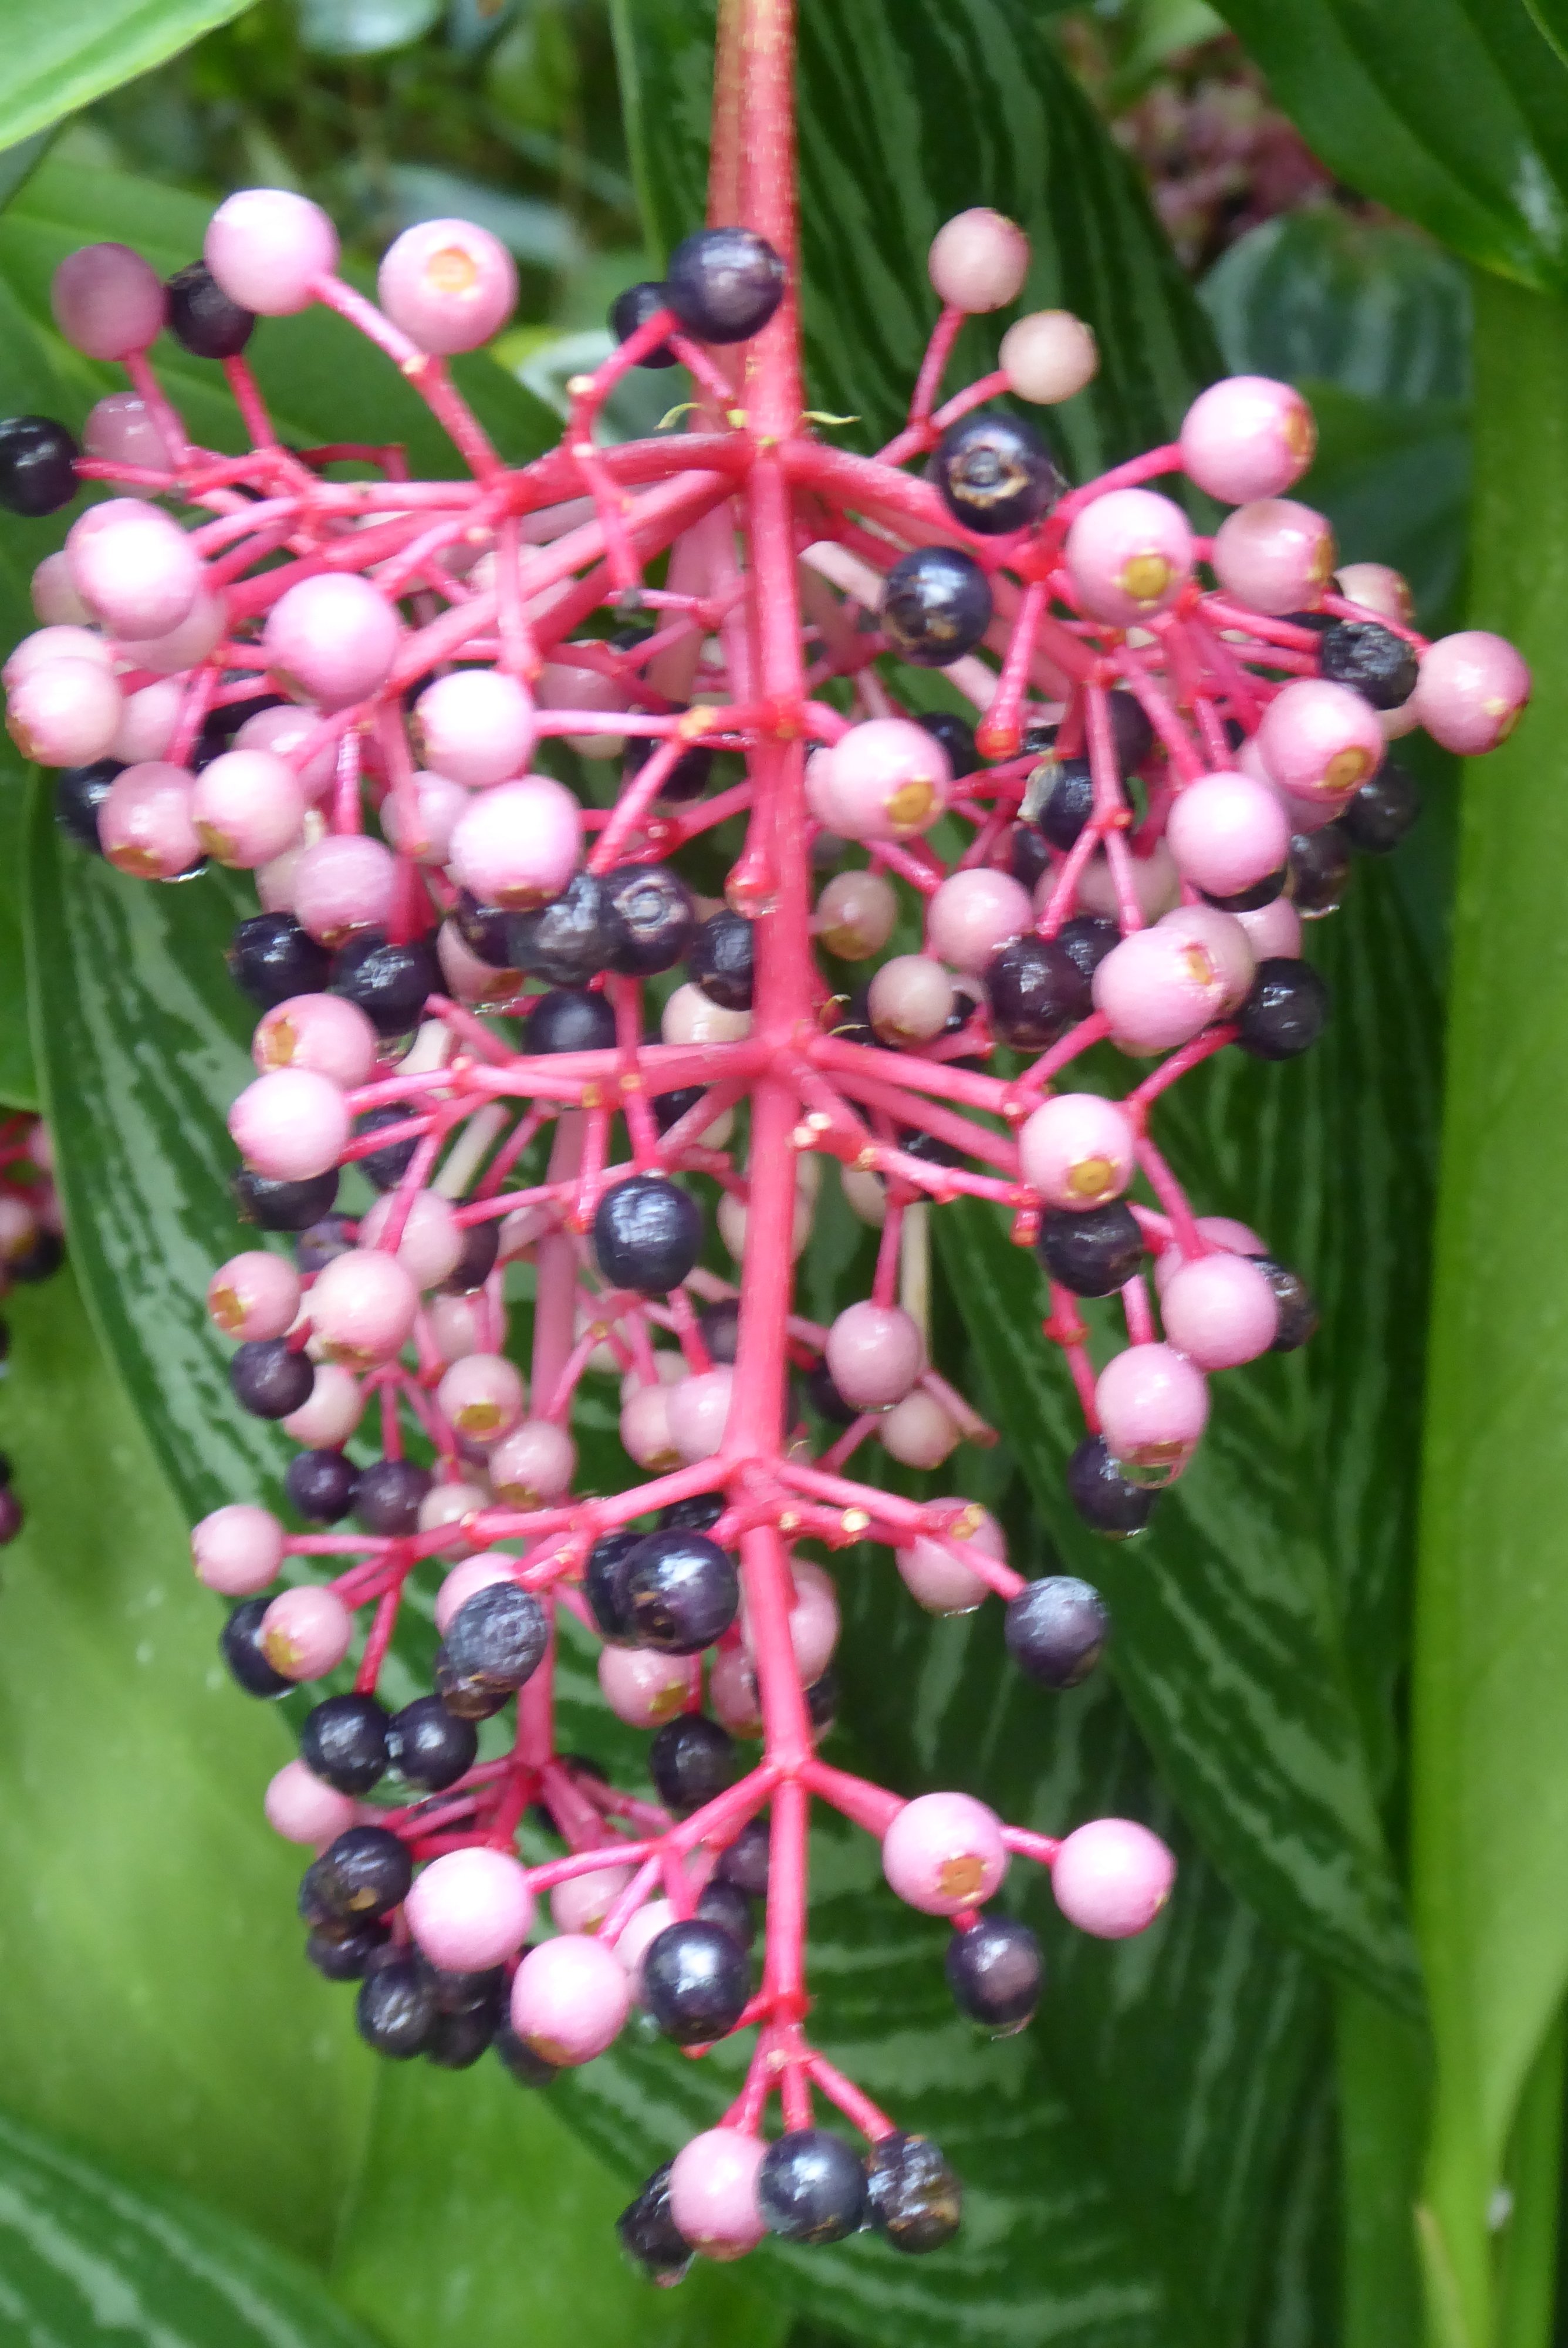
left=1108, top=689, right=1155, bottom=771
left=228, top=912, right=331, bottom=1011
left=1339, top=761, right=1420, bottom=854
left=1204, top=867, right=1286, bottom=914
left=420, top=1959, right=506, bottom=2016
left=625, top=723, right=712, bottom=803
left=1038, top=1202, right=1144, bottom=1297
left=641, top=1919, right=751, bottom=2045
left=695, top=1880, right=755, bottom=1948
left=1319, top=619, right=1419, bottom=710
left=806, top=1356, right=857, bottom=1426
left=1005, top=1574, right=1110, bottom=1686
left=657, top=1490, right=726, bottom=1532
left=945, top=1915, right=1043, bottom=2030
left=666, top=226, right=787, bottom=344
left=716, top=1816, right=771, bottom=1898
left=220, top=1597, right=292, bottom=1698
left=494, top=2020, right=560, bottom=2089
left=295, top=1215, right=355, bottom=1275
left=687, top=908, right=754, bottom=1010
left=166, top=259, right=255, bottom=359
left=865, top=2133, right=963, bottom=2253
left=522, top=987, right=617, bottom=1057
left=306, top=1922, right=389, bottom=1982
left=1065, top=1434, right=1157, bottom=1537
left=881, top=545, right=993, bottom=668
left=604, top=862, right=697, bottom=975
left=445, top=1583, right=549, bottom=1695
left=1235, top=958, right=1330, bottom=1060
left=1038, top=757, right=1098, bottom=852
left=608, top=279, right=677, bottom=368
left=0, top=416, right=79, bottom=517
left=616, top=2164, right=691, bottom=2279
left=617, top=1529, right=739, bottom=1654
left=234, top=1167, right=340, bottom=1233
left=917, top=709, right=979, bottom=775
left=584, top=1528, right=641, bottom=1642
left=1287, top=826, right=1351, bottom=916
left=353, top=1459, right=432, bottom=1536
left=55, top=761, right=120, bottom=854
left=10, top=1232, right=62, bottom=1285
left=441, top=1219, right=500, bottom=1295
left=353, top=1105, right=419, bottom=1193
left=386, top=1695, right=479, bottom=1791
left=509, top=871, right=625, bottom=986
left=305, top=1825, right=413, bottom=1922
left=426, top=1998, right=502, bottom=2070
left=356, top=1959, right=437, bottom=2059
left=805, top=1668, right=839, bottom=1735
left=1009, top=819, right=1050, bottom=892
left=329, top=929, right=439, bottom=1038
left=1251, top=1254, right=1320, bottom=1352
left=285, top=1448, right=357, bottom=1524
left=433, top=1643, right=512, bottom=1723
left=986, top=936, right=1091, bottom=1049
left=452, top=889, right=517, bottom=969
left=301, top=1693, right=391, bottom=1794
left=1056, top=915, right=1120, bottom=987
left=758, top=2129, right=869, bottom=2245
left=650, top=1083, right=705, bottom=1133
left=696, top=1298, right=741, bottom=1364
left=593, top=1173, right=703, bottom=1294
left=229, top=1337, right=315, bottom=1419
left=649, top=1714, right=739, bottom=1817
left=930, top=409, right=1063, bottom=537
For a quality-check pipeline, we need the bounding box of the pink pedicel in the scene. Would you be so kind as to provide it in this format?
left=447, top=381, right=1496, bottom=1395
left=825, top=1302, right=924, bottom=1410
left=192, top=751, right=306, bottom=869
left=208, top=1251, right=302, bottom=1341
left=1211, top=499, right=1336, bottom=617
left=414, top=668, right=536, bottom=787
left=263, top=1759, right=358, bottom=1847
left=895, top=1507, right=1004, bottom=1615
left=51, top=243, right=166, bottom=360
left=881, top=1792, right=1009, bottom=1915
left=307, top=1247, right=420, bottom=1368
left=377, top=218, right=519, bottom=355
left=259, top=1584, right=354, bottom=1680
left=927, top=208, right=1030, bottom=312
left=1051, top=1818, right=1177, bottom=1939
left=1256, top=677, right=1384, bottom=803
left=191, top=1503, right=284, bottom=1595
left=742, top=1557, right=840, bottom=1682
left=448, top=775, right=583, bottom=907
left=1178, top=375, right=1316, bottom=504
left=925, top=869, right=1033, bottom=974
left=98, top=764, right=201, bottom=879
left=669, top=2128, right=769, bottom=2259
left=435, top=1352, right=526, bottom=1445
left=204, top=188, right=340, bottom=315
left=511, top=1935, right=632, bottom=2065
left=1019, top=1092, right=1137, bottom=1209
left=1414, top=630, right=1531, bottom=753
left=827, top=717, right=952, bottom=842
left=1160, top=1251, right=1279, bottom=1369
left=1095, top=1343, right=1209, bottom=1486
left=405, top=1847, right=535, bottom=1971
left=253, top=993, right=380, bottom=1088
left=228, top=1066, right=350, bottom=1183
left=1065, top=488, right=1193, bottom=625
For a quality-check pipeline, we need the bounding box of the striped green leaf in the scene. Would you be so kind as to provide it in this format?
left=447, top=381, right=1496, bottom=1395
left=0, top=3, right=253, bottom=152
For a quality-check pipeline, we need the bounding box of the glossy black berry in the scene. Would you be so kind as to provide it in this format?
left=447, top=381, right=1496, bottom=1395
left=1319, top=619, right=1418, bottom=710
left=55, top=760, right=120, bottom=854
left=440, top=1219, right=499, bottom=1296
left=881, top=545, right=993, bottom=668
left=285, top=1448, right=357, bottom=1524
left=657, top=1490, right=726, bottom=1532
left=649, top=1715, right=738, bottom=1817
left=617, top=1529, right=738, bottom=1654
left=509, top=871, right=625, bottom=986
left=624, top=723, right=712, bottom=802
left=917, top=709, right=979, bottom=776
left=192, top=693, right=281, bottom=770
left=352, top=1105, right=419, bottom=1193
left=522, top=987, right=617, bottom=1056
left=1204, top=868, right=1286, bottom=913
left=301, top=1693, right=391, bottom=1794
left=584, top=1529, right=641, bottom=1642
left=220, top=1597, right=291, bottom=1698
left=329, top=929, right=439, bottom=1038
left=295, top=1215, right=355, bottom=1275
left=418, top=1957, right=506, bottom=2015
left=1251, top=1254, right=1320, bottom=1351
left=1287, top=826, right=1351, bottom=916
left=616, top=2164, right=691, bottom=2278
left=387, top=1695, right=479, bottom=1791
left=1338, top=760, right=1420, bottom=855
left=666, top=226, right=786, bottom=344
left=1108, top=689, right=1155, bottom=772
left=716, top=1816, right=771, bottom=1898
left=1004, top=1574, right=1110, bottom=1686
left=930, top=409, right=1062, bottom=537
left=1056, top=915, right=1119, bottom=987
left=1038, top=1203, right=1143, bottom=1298
left=1235, top=957, right=1330, bottom=1060
left=452, top=889, right=516, bottom=969
left=432, top=1642, right=512, bottom=1722
left=641, top=1918, right=751, bottom=2045
left=806, top=1357, right=857, bottom=1426
left=306, top=1922, right=389, bottom=1982
left=165, top=259, right=255, bottom=358
left=228, top=913, right=332, bottom=1011
left=234, top=1166, right=340, bottom=1233
left=864, top=2133, right=962, bottom=2253
left=494, top=2019, right=560, bottom=2088
left=1039, top=757, right=1099, bottom=852
left=9, top=1232, right=62, bottom=1285
left=1008, top=819, right=1050, bottom=891
left=305, top=1825, right=413, bottom=1922
left=229, top=1337, right=315, bottom=1419
left=426, top=1999, right=501, bottom=2070
left=758, top=2128, right=868, bottom=2245
left=695, top=1879, right=755, bottom=1948
left=445, top=1583, right=548, bottom=1694
left=805, top=1668, right=839, bottom=1735
left=986, top=937, right=1091, bottom=1050
left=356, top=1959, right=436, bottom=2059
left=1065, top=1434, right=1157, bottom=1537
left=593, top=1173, right=702, bottom=1294
left=353, top=1459, right=432, bottom=1536
left=0, top=416, right=79, bottom=517
left=651, top=1084, right=705, bottom=1133
left=688, top=909, right=753, bottom=1010
left=604, top=862, right=697, bottom=976
left=692, top=1303, right=739, bottom=1368
left=609, top=279, right=677, bottom=367
left=945, top=1915, right=1042, bottom=2030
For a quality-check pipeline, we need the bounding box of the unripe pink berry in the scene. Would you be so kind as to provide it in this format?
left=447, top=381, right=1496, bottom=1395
left=928, top=209, right=1029, bottom=312
left=359, top=1190, right=465, bottom=1288
left=1065, top=488, right=1192, bottom=625
left=614, top=1897, right=676, bottom=1993
left=805, top=744, right=850, bottom=830
left=84, top=390, right=176, bottom=488
left=234, top=704, right=339, bottom=802
left=31, top=552, right=90, bottom=626
left=1154, top=905, right=1256, bottom=1013
left=193, top=750, right=307, bottom=869
left=205, top=188, right=339, bottom=316
left=264, top=573, right=400, bottom=710
left=407, top=1847, right=534, bottom=1971
left=52, top=243, right=165, bottom=359
left=881, top=1790, right=1009, bottom=1914
left=264, top=1759, right=357, bottom=1846
left=1052, top=1817, right=1175, bottom=1938
left=742, top=1557, right=839, bottom=1682
left=1069, top=836, right=1181, bottom=925
left=620, top=1382, right=681, bottom=1472
left=829, top=718, right=951, bottom=842
left=490, top=1418, right=576, bottom=1506
left=925, top=869, right=1033, bottom=974
left=533, top=660, right=633, bottom=761
left=436, top=1352, right=525, bottom=1445
left=8, top=658, right=122, bottom=767
left=510, top=1934, right=630, bottom=2064
left=551, top=1863, right=635, bottom=1937
left=1165, top=769, right=1289, bottom=899
left=868, top=953, right=955, bottom=1045
left=718, top=1172, right=812, bottom=1264
left=895, top=1506, right=1003, bottom=1615
left=825, top=1301, right=923, bottom=1411
left=122, top=590, right=227, bottom=677
left=448, top=775, right=583, bottom=909
left=208, top=1250, right=301, bottom=1341
left=999, top=310, right=1097, bottom=403
left=192, top=1502, right=285, bottom=1595
left=229, top=1066, right=349, bottom=1183
left=5, top=625, right=113, bottom=689
left=597, top=1643, right=701, bottom=1728
left=1336, top=562, right=1412, bottom=625
left=434, top=1553, right=515, bottom=1636
left=281, top=1361, right=363, bottom=1448
left=112, top=679, right=184, bottom=765
left=99, top=762, right=201, bottom=878
left=667, top=1366, right=735, bottom=1463
left=813, top=867, right=897, bottom=959
left=292, top=833, right=399, bottom=944
left=417, top=1479, right=489, bottom=1553
left=437, top=916, right=522, bottom=1006
left=1019, top=1092, right=1137, bottom=1208
left=880, top=1388, right=961, bottom=1470
left=1212, top=498, right=1335, bottom=617
left=378, top=218, right=518, bottom=353
left=1235, top=893, right=1302, bottom=961
left=254, top=993, right=379, bottom=1088
left=383, top=770, right=467, bottom=865
left=259, top=1583, right=354, bottom=1680
left=1095, top=1342, right=1208, bottom=1485
left=1161, top=1251, right=1278, bottom=1368
left=1092, top=926, right=1228, bottom=1055
left=309, top=1246, right=419, bottom=1367
left=1179, top=376, right=1315, bottom=504
left=1257, top=678, right=1384, bottom=803
left=1414, top=630, right=1530, bottom=754
left=661, top=981, right=751, bottom=1047
left=67, top=500, right=203, bottom=639
left=709, top=1647, right=763, bottom=1738
left=414, top=668, right=535, bottom=788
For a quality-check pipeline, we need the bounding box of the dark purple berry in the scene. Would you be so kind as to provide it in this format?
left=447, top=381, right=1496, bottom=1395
left=304, top=1825, right=413, bottom=1922
left=604, top=863, right=697, bottom=976
left=1338, top=761, right=1420, bottom=855
left=881, top=545, right=992, bottom=668
left=445, top=1583, right=548, bottom=1695
left=865, top=2133, right=962, bottom=2252
left=441, top=1218, right=499, bottom=1294
left=617, top=1529, right=738, bottom=1654
left=1008, top=819, right=1050, bottom=891
left=417, top=1957, right=506, bottom=2014
left=695, top=1879, right=755, bottom=1948
left=229, top=913, right=331, bottom=1011
left=295, top=1214, right=356, bottom=1274
left=666, top=227, right=786, bottom=345
left=806, top=1356, right=857, bottom=1426
left=1319, top=619, right=1418, bottom=710
left=695, top=1300, right=740, bottom=1364
left=353, top=1105, right=419, bottom=1193
left=166, top=260, right=255, bottom=359
left=522, top=987, right=617, bottom=1056
left=9, top=1232, right=62, bottom=1285
left=641, top=1918, right=751, bottom=2044
left=624, top=721, right=712, bottom=802
left=306, top=1921, right=389, bottom=1981
left=229, top=1337, right=315, bottom=1419
left=452, top=889, right=516, bottom=969
left=1065, top=1434, right=1157, bottom=1536
left=1235, top=958, right=1330, bottom=1060
left=617, top=2163, right=691, bottom=2278
left=687, top=908, right=753, bottom=1010
left=805, top=1668, right=839, bottom=1734
left=1204, top=868, right=1286, bottom=913
left=509, top=871, right=626, bottom=986
left=716, top=1817, right=771, bottom=1898
left=219, top=1597, right=291, bottom=1698
left=1287, top=827, right=1351, bottom=916
left=329, top=929, right=439, bottom=1038
left=55, top=760, right=120, bottom=853
left=356, top=1958, right=436, bottom=2057
left=234, top=1167, right=340, bottom=1233
left=432, top=1642, right=512, bottom=1722
left=1038, top=1202, right=1143, bottom=1297
left=758, top=2128, right=868, bottom=2244
left=657, top=1490, right=726, bottom=1532
left=426, top=1999, right=500, bottom=2069
left=285, top=1448, right=356, bottom=1524
left=584, top=1529, right=641, bottom=1642
left=609, top=280, right=677, bottom=368
left=593, top=1173, right=702, bottom=1294
left=1004, top=1574, right=1109, bottom=1685
left=0, top=416, right=79, bottom=517
left=945, top=1915, right=1042, bottom=2030
left=1056, top=915, right=1119, bottom=986
left=649, top=1715, right=738, bottom=1816
left=930, top=410, right=1062, bottom=537
left=916, top=709, right=978, bottom=775
left=494, top=2019, right=560, bottom=2087
left=352, top=1459, right=431, bottom=1536
left=651, top=1084, right=706, bottom=1133
left=387, top=1695, right=478, bottom=1791
left=1038, top=757, right=1100, bottom=852
left=1251, top=1254, right=1319, bottom=1351
left=301, top=1693, right=391, bottom=1794
left=1108, top=690, right=1155, bottom=771
left=986, top=936, right=1091, bottom=1049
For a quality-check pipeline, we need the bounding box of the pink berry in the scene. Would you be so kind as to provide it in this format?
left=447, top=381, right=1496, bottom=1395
left=51, top=243, right=165, bottom=359
left=709, top=1647, right=763, bottom=1738
left=880, top=1389, right=961, bottom=1470
left=828, top=718, right=952, bottom=842
left=7, top=658, right=122, bottom=768
left=264, top=1759, right=357, bottom=1847
left=434, top=1553, right=515, bottom=1636
left=597, top=1643, right=701, bottom=1728
left=1019, top=1092, right=1137, bottom=1208
left=437, top=916, right=521, bottom=1006
left=620, top=1384, right=681, bottom=1472
left=4, top=625, right=111, bottom=689
left=868, top=953, right=955, bottom=1045
left=66, top=501, right=204, bottom=639
left=448, top=775, right=583, bottom=909
left=436, top=1352, right=526, bottom=1445
left=1153, top=906, right=1255, bottom=1012
left=229, top=1067, right=350, bottom=1183
left=384, top=770, right=468, bottom=865
left=551, top=1863, right=636, bottom=1936
left=1092, top=926, right=1228, bottom=1055
left=429, top=1293, right=489, bottom=1364
left=112, top=679, right=184, bottom=765
left=192, top=1502, right=284, bottom=1595
left=308, top=1246, right=419, bottom=1368
left=31, top=552, right=91, bottom=626
left=208, top=1250, right=301, bottom=1340
left=291, top=834, right=399, bottom=944
left=490, top=1418, right=576, bottom=1506
left=85, top=391, right=177, bottom=486
left=192, top=750, right=306, bottom=869
left=358, top=1190, right=465, bottom=1289
left=281, top=1361, right=364, bottom=1448
left=414, top=668, right=535, bottom=788
left=1161, top=1251, right=1278, bottom=1368
left=1095, top=1342, right=1208, bottom=1486
left=895, top=1507, right=1003, bottom=1615
left=1065, top=488, right=1192, bottom=625
left=1052, top=1817, right=1175, bottom=1938
left=1179, top=376, right=1315, bottom=504
left=1211, top=498, right=1335, bottom=618
left=406, top=1846, right=535, bottom=1971
left=662, top=982, right=752, bottom=1047
left=533, top=660, right=631, bottom=759
left=825, top=1301, right=923, bottom=1410
left=1235, top=892, right=1302, bottom=961
left=1166, top=769, right=1289, bottom=899
left=742, top=1557, right=839, bottom=1682
left=417, top=1479, right=489, bottom=1551
left=1414, top=630, right=1531, bottom=754
left=928, top=209, right=1029, bottom=312
left=264, top=573, right=400, bottom=710
left=205, top=188, right=339, bottom=316
left=667, top=1366, right=735, bottom=1463
left=1070, top=837, right=1180, bottom=923
left=1336, top=562, right=1412, bottom=625
left=259, top=1584, right=354, bottom=1680
left=379, top=218, right=518, bottom=354
left=614, top=1897, right=677, bottom=1993
left=234, top=704, right=339, bottom=802
left=511, top=1934, right=631, bottom=2064
left=925, top=869, right=1033, bottom=975
left=668, top=2129, right=768, bottom=2259
left=881, top=1790, right=1009, bottom=1914
left=1257, top=677, right=1384, bottom=803
left=999, top=309, right=1097, bottom=403
left=122, top=590, right=228, bottom=677
left=254, top=992, right=379, bottom=1088
left=813, top=867, right=897, bottom=958
left=99, top=763, right=201, bottom=879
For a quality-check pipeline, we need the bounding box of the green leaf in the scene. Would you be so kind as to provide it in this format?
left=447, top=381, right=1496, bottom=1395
left=0, top=2103, right=380, bottom=2347
left=0, top=2, right=256, bottom=151
left=1527, top=0, right=1568, bottom=68
left=1205, top=0, right=1568, bottom=296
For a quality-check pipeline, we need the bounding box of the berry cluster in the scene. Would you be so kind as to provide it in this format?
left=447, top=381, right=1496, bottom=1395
left=0, top=1116, right=65, bottom=1549
left=2, top=31, right=1526, bottom=2276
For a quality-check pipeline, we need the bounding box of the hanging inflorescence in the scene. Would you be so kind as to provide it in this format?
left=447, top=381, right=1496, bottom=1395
left=0, top=25, right=1528, bottom=2274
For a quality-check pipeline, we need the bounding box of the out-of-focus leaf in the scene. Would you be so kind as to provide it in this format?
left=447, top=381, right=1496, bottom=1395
left=0, top=2, right=253, bottom=152
left=297, top=0, right=442, bottom=56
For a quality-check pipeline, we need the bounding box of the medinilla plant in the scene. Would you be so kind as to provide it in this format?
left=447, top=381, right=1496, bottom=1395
left=0, top=5, right=1562, bottom=2348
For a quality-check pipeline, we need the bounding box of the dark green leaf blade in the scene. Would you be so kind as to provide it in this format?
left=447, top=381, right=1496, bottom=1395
left=0, top=3, right=252, bottom=151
